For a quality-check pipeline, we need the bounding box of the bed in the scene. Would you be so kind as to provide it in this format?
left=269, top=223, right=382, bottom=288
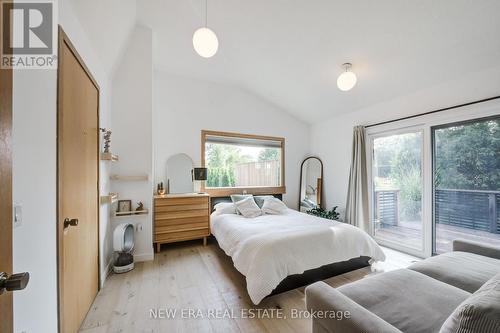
left=210, top=206, right=386, bottom=304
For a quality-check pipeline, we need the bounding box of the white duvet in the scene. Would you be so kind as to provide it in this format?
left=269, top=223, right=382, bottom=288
left=210, top=209, right=386, bottom=304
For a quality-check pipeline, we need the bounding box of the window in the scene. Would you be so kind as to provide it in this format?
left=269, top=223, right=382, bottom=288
left=433, top=116, right=500, bottom=253
left=201, top=130, right=285, bottom=196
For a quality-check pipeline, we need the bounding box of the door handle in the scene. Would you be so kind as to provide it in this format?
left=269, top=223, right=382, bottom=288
left=0, top=272, right=30, bottom=295
left=64, top=218, right=79, bottom=229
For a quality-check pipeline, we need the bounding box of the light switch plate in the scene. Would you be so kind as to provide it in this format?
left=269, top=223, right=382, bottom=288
left=13, top=203, right=22, bottom=227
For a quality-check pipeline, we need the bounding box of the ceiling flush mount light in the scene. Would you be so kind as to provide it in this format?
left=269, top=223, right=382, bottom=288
left=337, top=63, right=357, bottom=91
left=193, top=0, right=218, bottom=58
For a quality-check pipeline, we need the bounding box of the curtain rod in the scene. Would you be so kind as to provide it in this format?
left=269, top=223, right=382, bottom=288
left=365, top=95, right=500, bottom=128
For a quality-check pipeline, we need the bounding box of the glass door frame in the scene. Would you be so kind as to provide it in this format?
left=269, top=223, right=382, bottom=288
left=366, top=99, right=500, bottom=259
left=366, top=125, right=431, bottom=258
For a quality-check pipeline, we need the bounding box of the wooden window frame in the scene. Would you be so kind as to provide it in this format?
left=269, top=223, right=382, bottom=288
left=201, top=130, right=286, bottom=197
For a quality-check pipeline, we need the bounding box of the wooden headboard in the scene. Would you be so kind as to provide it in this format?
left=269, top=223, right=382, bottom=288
left=211, top=194, right=283, bottom=212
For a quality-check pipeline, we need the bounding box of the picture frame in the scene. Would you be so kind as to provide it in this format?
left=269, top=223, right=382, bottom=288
left=117, top=200, right=132, bottom=214
left=192, top=167, right=208, bottom=181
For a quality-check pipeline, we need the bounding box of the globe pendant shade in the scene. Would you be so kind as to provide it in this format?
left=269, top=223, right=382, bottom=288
left=193, top=27, right=219, bottom=58
left=337, top=71, right=357, bottom=91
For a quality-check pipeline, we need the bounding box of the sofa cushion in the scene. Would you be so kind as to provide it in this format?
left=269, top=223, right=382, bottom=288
left=409, top=251, right=500, bottom=293
left=338, top=269, right=470, bottom=333
left=440, top=273, right=500, bottom=333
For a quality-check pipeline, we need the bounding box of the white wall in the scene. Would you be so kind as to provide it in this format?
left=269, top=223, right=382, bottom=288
left=153, top=72, right=311, bottom=209
left=310, top=65, right=500, bottom=217
left=12, top=69, right=58, bottom=333
left=111, top=25, right=154, bottom=262
left=12, top=0, right=114, bottom=331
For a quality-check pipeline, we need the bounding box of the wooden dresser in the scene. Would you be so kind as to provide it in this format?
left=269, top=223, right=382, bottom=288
left=153, top=193, right=210, bottom=252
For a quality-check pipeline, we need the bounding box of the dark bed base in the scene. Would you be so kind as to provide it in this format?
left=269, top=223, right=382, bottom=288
left=267, top=256, right=371, bottom=297
left=211, top=233, right=371, bottom=298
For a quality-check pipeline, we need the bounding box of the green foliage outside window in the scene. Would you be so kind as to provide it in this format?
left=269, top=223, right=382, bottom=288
left=434, top=118, right=499, bottom=191
left=206, top=144, right=243, bottom=187
left=258, top=148, right=279, bottom=162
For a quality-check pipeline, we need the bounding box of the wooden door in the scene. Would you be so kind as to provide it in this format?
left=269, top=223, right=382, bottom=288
left=57, top=28, right=99, bottom=333
left=0, top=32, right=13, bottom=333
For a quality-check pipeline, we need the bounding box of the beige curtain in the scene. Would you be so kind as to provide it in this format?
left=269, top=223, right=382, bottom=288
left=345, top=126, right=370, bottom=231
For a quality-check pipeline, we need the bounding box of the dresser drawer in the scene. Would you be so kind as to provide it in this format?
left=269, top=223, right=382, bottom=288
left=156, top=222, right=208, bottom=234
left=154, top=228, right=210, bottom=243
left=155, top=215, right=208, bottom=228
left=155, top=196, right=208, bottom=207
left=155, top=203, right=209, bottom=213
left=155, top=209, right=208, bottom=220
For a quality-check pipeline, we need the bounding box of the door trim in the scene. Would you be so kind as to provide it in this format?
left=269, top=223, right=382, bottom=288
left=0, top=12, right=13, bottom=333
left=56, top=26, right=100, bottom=333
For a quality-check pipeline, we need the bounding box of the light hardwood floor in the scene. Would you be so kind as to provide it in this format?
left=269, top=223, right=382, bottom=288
left=80, top=239, right=419, bottom=333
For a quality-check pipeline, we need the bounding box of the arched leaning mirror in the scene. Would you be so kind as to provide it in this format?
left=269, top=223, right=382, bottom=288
left=166, top=153, right=194, bottom=194
left=299, top=157, right=323, bottom=212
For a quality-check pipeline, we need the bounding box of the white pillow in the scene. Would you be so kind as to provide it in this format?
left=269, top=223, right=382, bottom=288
left=234, top=197, right=262, bottom=218
left=262, top=197, right=288, bottom=215
left=213, top=202, right=237, bottom=215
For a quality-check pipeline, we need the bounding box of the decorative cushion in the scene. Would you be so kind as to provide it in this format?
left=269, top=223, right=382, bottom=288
left=233, top=197, right=262, bottom=218
left=254, top=195, right=274, bottom=208
left=230, top=194, right=253, bottom=203
left=261, top=197, right=288, bottom=215
left=213, top=202, right=237, bottom=215
left=230, top=194, right=254, bottom=215
left=440, top=273, right=500, bottom=333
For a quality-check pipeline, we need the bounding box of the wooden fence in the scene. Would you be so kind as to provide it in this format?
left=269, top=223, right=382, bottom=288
left=234, top=160, right=280, bottom=187
left=435, top=189, right=500, bottom=233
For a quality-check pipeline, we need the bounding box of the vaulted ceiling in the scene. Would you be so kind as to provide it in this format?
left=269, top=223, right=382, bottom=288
left=72, top=0, right=500, bottom=124
left=68, top=0, right=137, bottom=74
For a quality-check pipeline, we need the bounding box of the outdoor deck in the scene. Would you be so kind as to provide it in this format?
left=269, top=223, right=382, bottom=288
left=375, top=221, right=500, bottom=253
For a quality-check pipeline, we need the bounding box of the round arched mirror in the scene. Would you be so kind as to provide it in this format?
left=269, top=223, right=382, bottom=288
left=166, top=153, right=194, bottom=194
left=299, top=157, right=323, bottom=212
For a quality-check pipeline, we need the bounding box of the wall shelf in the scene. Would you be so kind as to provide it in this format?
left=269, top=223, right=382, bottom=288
left=110, top=174, right=149, bottom=181
left=101, top=152, right=119, bottom=162
left=112, top=209, right=149, bottom=218
left=100, top=193, right=118, bottom=204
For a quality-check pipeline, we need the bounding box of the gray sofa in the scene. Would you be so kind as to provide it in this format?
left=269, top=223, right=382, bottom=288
left=305, top=239, right=500, bottom=333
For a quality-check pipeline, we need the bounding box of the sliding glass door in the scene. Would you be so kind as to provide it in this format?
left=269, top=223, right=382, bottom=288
left=432, top=116, right=500, bottom=254
left=368, top=108, right=499, bottom=258
left=370, top=130, right=424, bottom=254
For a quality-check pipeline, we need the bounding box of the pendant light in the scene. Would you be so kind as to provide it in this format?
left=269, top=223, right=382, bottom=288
left=193, top=0, right=218, bottom=58
left=337, top=63, right=357, bottom=91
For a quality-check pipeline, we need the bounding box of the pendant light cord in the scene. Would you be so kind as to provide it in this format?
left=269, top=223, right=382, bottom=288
left=205, top=0, right=208, bottom=27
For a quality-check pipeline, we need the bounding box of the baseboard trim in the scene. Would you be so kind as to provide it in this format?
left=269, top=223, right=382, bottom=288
left=134, top=252, right=154, bottom=262
left=100, top=258, right=113, bottom=288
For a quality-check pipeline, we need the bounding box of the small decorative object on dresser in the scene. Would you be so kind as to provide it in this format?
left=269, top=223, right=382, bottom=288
left=157, top=182, right=165, bottom=195
left=154, top=193, right=210, bottom=252
left=192, top=167, right=208, bottom=193
left=135, top=202, right=144, bottom=213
